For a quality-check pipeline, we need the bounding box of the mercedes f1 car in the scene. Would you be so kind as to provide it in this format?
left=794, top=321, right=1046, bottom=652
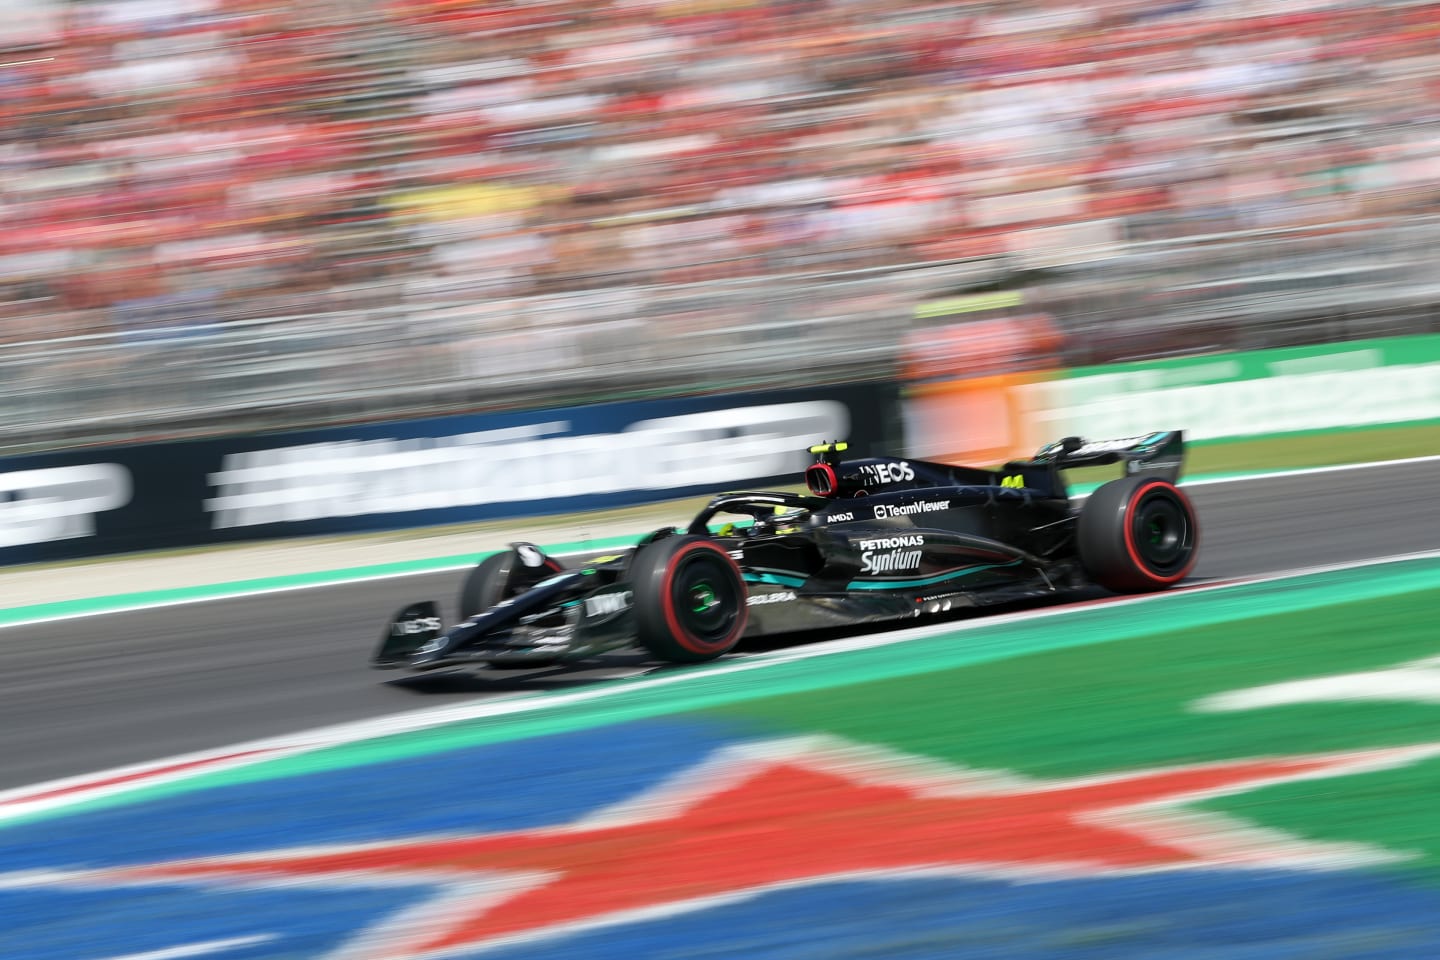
left=373, top=431, right=1198, bottom=673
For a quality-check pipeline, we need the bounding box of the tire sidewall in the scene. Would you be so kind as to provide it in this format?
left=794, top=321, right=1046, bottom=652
left=631, top=536, right=748, bottom=663
left=458, top=551, right=512, bottom=620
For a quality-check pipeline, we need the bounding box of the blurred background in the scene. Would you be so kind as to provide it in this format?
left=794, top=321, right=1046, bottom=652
left=2, top=0, right=1439, bottom=456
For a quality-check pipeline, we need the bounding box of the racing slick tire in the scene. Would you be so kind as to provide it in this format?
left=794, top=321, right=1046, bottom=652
left=458, top=552, right=512, bottom=621
left=630, top=536, right=748, bottom=664
left=1077, top=475, right=1198, bottom=593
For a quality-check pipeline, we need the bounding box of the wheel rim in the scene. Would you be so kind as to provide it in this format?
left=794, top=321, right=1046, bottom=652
left=673, top=558, right=739, bottom=645
left=690, top=583, right=719, bottom=614
left=1130, top=490, right=1192, bottom=574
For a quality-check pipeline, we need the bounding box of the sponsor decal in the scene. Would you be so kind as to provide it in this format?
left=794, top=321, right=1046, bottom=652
left=1069, top=433, right=1166, bottom=455
left=858, top=535, right=924, bottom=575
left=828, top=511, right=854, bottom=523
left=389, top=616, right=442, bottom=637
left=204, top=401, right=847, bottom=528
left=1000, top=474, right=1025, bottom=489
left=856, top=461, right=915, bottom=486
left=747, top=591, right=797, bottom=606
left=871, top=500, right=949, bottom=520
left=856, top=535, right=924, bottom=550
left=859, top=549, right=923, bottom=575
left=583, top=591, right=632, bottom=618
left=0, top=463, right=132, bottom=547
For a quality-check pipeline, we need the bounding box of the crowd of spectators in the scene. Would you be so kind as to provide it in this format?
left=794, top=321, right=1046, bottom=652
left=3, top=0, right=1440, bottom=347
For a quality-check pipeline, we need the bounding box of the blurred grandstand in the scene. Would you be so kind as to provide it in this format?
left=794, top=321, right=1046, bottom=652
left=2, top=0, right=1439, bottom=452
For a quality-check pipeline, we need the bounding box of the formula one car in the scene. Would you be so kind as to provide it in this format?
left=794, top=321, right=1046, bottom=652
left=373, top=431, right=1198, bottom=673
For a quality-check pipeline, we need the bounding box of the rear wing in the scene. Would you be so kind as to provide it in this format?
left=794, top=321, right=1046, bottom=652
left=1029, top=431, right=1186, bottom=483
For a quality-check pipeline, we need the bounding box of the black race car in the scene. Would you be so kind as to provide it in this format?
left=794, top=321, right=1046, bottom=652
left=373, top=431, right=1198, bottom=673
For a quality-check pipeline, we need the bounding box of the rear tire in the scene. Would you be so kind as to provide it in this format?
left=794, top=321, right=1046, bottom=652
left=1078, top=475, right=1198, bottom=592
left=458, top=552, right=512, bottom=620
left=630, top=536, right=748, bottom=663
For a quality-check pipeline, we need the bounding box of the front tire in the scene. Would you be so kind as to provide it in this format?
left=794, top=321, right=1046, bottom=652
left=1078, top=475, right=1198, bottom=592
left=458, top=552, right=512, bottom=620
left=630, top=536, right=748, bottom=663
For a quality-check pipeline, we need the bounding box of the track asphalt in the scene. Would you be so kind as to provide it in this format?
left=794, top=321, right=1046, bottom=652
left=1, top=457, right=1437, bottom=794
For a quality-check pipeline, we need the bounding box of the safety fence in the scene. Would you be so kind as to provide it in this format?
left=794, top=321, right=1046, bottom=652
left=3, top=217, right=1440, bottom=456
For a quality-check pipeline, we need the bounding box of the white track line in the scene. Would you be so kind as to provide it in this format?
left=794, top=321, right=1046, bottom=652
left=4, top=454, right=1438, bottom=631
left=1172, top=452, right=1440, bottom=486
left=3, top=546, right=1439, bottom=823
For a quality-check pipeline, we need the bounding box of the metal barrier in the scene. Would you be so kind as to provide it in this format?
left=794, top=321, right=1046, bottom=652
left=4, top=218, right=1440, bottom=455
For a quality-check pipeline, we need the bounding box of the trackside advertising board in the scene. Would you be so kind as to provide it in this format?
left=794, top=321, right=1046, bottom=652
left=0, top=383, right=900, bottom=567
left=1026, top=334, right=1440, bottom=446
left=903, top=333, right=1440, bottom=464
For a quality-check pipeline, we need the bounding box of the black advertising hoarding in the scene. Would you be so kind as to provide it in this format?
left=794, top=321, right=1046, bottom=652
left=0, top=383, right=902, bottom=567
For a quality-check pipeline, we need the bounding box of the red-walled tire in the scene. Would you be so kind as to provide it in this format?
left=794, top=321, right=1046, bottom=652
left=631, top=536, right=748, bottom=663
left=1078, top=475, right=1199, bottom=593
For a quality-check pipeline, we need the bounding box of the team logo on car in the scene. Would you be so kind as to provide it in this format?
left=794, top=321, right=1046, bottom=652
left=872, top=501, right=949, bottom=520
left=390, top=616, right=442, bottom=637
left=857, top=461, right=915, bottom=485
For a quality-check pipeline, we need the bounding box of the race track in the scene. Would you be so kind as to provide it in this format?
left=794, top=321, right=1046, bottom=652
left=3, top=459, right=1437, bottom=793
